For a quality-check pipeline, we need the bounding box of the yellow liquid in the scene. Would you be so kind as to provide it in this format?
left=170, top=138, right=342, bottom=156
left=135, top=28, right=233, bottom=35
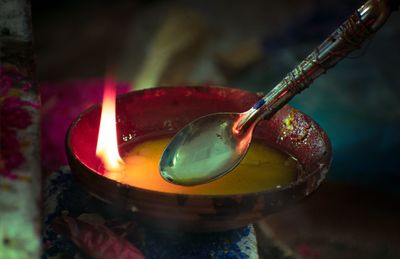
left=107, top=137, right=298, bottom=195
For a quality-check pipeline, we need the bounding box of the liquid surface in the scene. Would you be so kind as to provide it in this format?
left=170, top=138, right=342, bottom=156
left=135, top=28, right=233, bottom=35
left=105, top=137, right=298, bottom=195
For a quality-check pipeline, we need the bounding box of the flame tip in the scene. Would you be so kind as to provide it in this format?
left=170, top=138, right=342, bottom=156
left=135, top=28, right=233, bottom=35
left=96, top=79, right=125, bottom=172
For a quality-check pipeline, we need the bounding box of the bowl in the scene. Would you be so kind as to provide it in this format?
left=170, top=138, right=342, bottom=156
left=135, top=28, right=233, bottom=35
left=66, top=86, right=332, bottom=232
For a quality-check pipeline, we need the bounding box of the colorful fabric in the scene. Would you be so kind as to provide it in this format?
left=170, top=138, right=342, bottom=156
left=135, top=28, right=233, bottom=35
left=0, top=64, right=41, bottom=258
left=43, top=167, right=258, bottom=259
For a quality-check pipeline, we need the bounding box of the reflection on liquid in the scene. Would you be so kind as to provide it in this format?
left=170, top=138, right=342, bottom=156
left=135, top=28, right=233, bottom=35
left=105, top=137, right=299, bottom=195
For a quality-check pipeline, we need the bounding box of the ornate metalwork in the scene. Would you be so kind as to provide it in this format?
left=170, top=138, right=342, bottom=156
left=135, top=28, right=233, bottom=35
left=236, top=0, right=397, bottom=133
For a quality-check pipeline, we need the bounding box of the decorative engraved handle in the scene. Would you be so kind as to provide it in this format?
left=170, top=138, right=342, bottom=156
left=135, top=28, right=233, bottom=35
left=236, top=0, right=398, bottom=133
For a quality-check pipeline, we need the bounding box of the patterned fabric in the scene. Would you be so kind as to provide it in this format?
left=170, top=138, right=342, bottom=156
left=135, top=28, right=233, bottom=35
left=43, top=167, right=259, bottom=259
left=0, top=65, right=40, bottom=257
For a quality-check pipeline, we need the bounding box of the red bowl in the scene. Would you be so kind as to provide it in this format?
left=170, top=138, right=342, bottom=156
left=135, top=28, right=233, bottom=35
left=66, top=86, right=332, bottom=232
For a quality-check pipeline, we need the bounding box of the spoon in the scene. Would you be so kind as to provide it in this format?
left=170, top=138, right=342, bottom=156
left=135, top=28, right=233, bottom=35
left=160, top=0, right=398, bottom=186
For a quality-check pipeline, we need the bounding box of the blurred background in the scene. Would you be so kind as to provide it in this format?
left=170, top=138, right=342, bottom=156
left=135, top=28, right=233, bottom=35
left=32, top=0, right=400, bottom=258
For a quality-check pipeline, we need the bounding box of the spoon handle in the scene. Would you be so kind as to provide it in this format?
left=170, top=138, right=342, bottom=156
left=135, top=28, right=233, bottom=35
left=236, top=0, right=398, bottom=133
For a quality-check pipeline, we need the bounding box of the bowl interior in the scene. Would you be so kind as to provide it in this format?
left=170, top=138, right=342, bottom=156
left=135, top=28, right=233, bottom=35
left=69, top=86, right=330, bottom=184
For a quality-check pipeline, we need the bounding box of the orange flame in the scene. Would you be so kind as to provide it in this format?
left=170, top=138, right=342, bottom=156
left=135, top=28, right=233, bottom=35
left=96, top=76, right=124, bottom=171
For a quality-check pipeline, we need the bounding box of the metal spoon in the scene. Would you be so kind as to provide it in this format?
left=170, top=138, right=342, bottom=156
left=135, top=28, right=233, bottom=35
left=160, top=0, right=398, bottom=186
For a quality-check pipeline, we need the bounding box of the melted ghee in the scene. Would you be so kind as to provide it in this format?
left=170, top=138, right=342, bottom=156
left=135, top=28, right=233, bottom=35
left=106, top=137, right=298, bottom=195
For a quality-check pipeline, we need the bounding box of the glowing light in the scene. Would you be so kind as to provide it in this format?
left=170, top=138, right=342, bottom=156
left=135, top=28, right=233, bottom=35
left=236, top=129, right=253, bottom=154
left=232, top=113, right=254, bottom=153
left=96, top=76, right=124, bottom=171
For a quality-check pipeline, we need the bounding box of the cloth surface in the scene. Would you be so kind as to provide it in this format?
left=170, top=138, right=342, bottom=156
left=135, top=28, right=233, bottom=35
left=43, top=167, right=259, bottom=259
left=0, top=65, right=41, bottom=257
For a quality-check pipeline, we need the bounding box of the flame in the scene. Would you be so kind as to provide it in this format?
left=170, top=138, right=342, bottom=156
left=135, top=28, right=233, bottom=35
left=96, top=76, right=124, bottom=171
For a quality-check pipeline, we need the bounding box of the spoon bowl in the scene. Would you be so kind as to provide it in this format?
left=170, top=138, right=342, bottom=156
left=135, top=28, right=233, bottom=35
left=160, top=112, right=251, bottom=185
